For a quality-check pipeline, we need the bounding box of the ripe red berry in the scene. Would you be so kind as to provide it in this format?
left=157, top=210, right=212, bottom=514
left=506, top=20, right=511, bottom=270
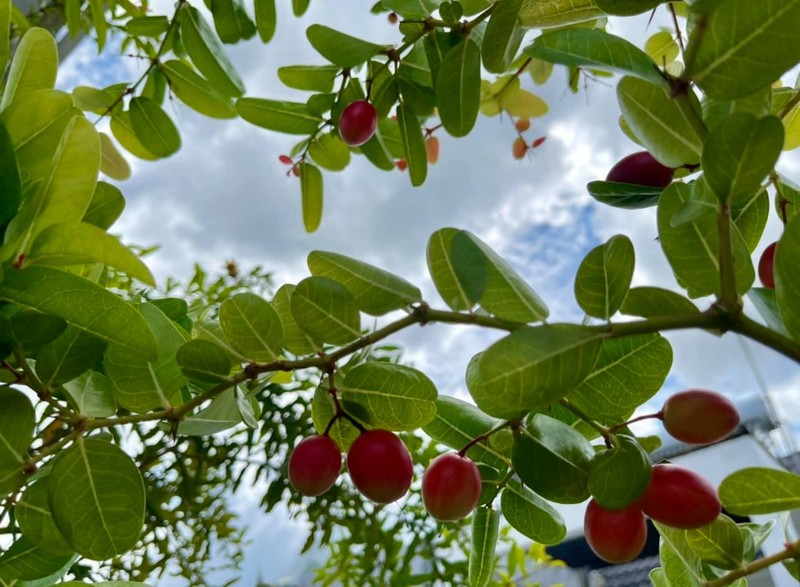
left=425, top=136, right=440, bottom=164
left=584, top=499, right=647, bottom=564
left=288, top=435, right=342, bottom=497
left=395, top=159, right=407, bottom=171
left=662, top=389, right=739, bottom=445
left=422, top=453, right=481, bottom=521
left=512, top=137, right=527, bottom=160
left=339, top=100, right=377, bottom=147
left=278, top=155, right=293, bottom=165
left=641, top=464, right=721, bottom=529
left=531, top=136, right=546, bottom=148
left=347, top=429, right=413, bottom=504
left=606, top=151, right=674, bottom=188
left=758, top=242, right=777, bottom=289
left=515, top=118, right=531, bottom=132
left=388, top=12, right=398, bottom=24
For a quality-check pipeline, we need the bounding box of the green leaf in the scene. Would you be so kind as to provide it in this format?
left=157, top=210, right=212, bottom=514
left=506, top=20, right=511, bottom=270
left=307, top=250, right=421, bottom=316
left=210, top=0, right=256, bottom=44
left=732, top=188, right=769, bottom=253
left=427, top=227, right=474, bottom=311
left=773, top=210, right=800, bottom=340
left=271, top=284, right=317, bottom=355
left=595, top=0, right=662, bottom=15
left=620, top=286, right=700, bottom=318
left=176, top=339, right=232, bottom=382
left=291, top=276, right=361, bottom=345
left=0, top=267, right=157, bottom=359
left=574, top=234, right=634, bottom=319
left=0, top=537, right=73, bottom=582
left=306, top=24, right=385, bottom=68
left=436, top=38, right=481, bottom=137
left=110, top=111, right=158, bottom=161
left=27, top=221, right=155, bottom=286
left=99, top=132, right=131, bottom=180
left=719, top=467, right=800, bottom=515
left=0, top=28, right=57, bottom=112
left=513, top=414, right=593, bottom=504
left=569, top=333, right=672, bottom=424
left=16, top=479, right=72, bottom=555
left=278, top=65, right=339, bottom=93
left=687, top=0, right=800, bottom=100
left=586, top=180, right=665, bottom=209
left=685, top=515, right=744, bottom=570
left=518, top=0, right=603, bottom=27
left=702, top=85, right=772, bottom=130
left=49, top=438, right=145, bottom=560
left=82, top=181, right=125, bottom=230
left=0, top=0, right=9, bottom=76
left=105, top=303, right=188, bottom=412
left=500, top=480, right=566, bottom=545
left=254, top=0, right=276, bottom=42
left=645, top=30, right=679, bottom=65
left=657, top=524, right=704, bottom=587
left=162, top=60, right=237, bottom=119
left=179, top=387, right=242, bottom=435
left=129, top=97, right=181, bottom=158
left=617, top=76, right=707, bottom=167
left=0, top=387, right=34, bottom=496
left=702, top=113, right=784, bottom=205
left=3, top=310, right=66, bottom=351
left=469, top=507, right=500, bottom=587
left=0, top=89, right=80, bottom=183
left=2, top=116, right=100, bottom=264
left=62, top=371, right=116, bottom=417
left=312, top=386, right=360, bottom=451
left=300, top=162, right=323, bottom=233
left=292, top=0, right=310, bottom=16
left=36, top=327, right=107, bottom=387
left=71, top=86, right=120, bottom=116
left=452, top=230, right=549, bottom=322
left=219, top=292, right=283, bottom=362
left=0, top=120, right=21, bottom=234
left=747, top=287, right=788, bottom=336
left=422, top=395, right=511, bottom=470
left=308, top=133, right=351, bottom=171
left=88, top=0, right=107, bottom=51
left=396, top=103, right=427, bottom=187
left=588, top=435, right=652, bottom=509
left=125, top=15, right=169, bottom=36
left=237, top=98, right=321, bottom=134
left=525, top=29, right=666, bottom=87
left=467, top=325, right=603, bottom=419
left=339, top=362, right=437, bottom=431
left=179, top=5, right=245, bottom=97
left=482, top=0, right=525, bottom=74
left=658, top=182, right=754, bottom=298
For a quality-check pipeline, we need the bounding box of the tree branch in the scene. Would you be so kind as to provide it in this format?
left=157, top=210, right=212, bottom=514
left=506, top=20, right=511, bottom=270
left=703, top=539, right=800, bottom=587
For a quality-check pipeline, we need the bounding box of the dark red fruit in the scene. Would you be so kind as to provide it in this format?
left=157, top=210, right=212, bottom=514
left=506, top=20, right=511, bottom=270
left=278, top=155, right=293, bottom=165
left=531, top=136, right=546, bottom=148
left=422, top=453, right=482, bottom=521
left=288, top=435, right=342, bottom=497
left=339, top=100, right=377, bottom=147
left=388, top=12, right=398, bottom=24
left=641, top=464, right=721, bottom=529
left=584, top=499, right=647, bottom=564
left=395, top=159, right=407, bottom=171
left=758, top=242, right=777, bottom=289
left=347, top=429, right=413, bottom=504
left=606, top=151, right=674, bottom=188
left=662, top=389, right=739, bottom=445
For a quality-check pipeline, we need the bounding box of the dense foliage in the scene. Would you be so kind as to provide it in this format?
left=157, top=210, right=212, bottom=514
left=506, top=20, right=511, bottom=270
left=0, top=0, right=800, bottom=585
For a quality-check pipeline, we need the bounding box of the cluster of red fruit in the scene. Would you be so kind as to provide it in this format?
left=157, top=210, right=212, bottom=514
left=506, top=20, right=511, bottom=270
left=586, top=390, right=740, bottom=564
left=512, top=118, right=546, bottom=160
left=288, top=428, right=482, bottom=521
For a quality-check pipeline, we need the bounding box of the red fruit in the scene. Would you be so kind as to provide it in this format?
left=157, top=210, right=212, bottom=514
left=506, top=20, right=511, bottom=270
left=288, top=435, right=342, bottom=497
left=291, top=165, right=301, bottom=177
left=758, top=242, right=777, bottom=289
left=584, top=499, right=647, bottom=564
left=422, top=453, right=481, bottom=521
left=512, top=137, right=527, bottom=160
left=606, top=151, right=674, bottom=188
left=531, top=136, right=546, bottom=148
left=641, top=464, right=721, bottom=529
left=278, top=155, right=293, bottom=165
left=515, top=118, right=531, bottom=132
left=347, top=429, right=413, bottom=504
left=388, top=12, right=398, bottom=24
left=395, top=159, right=407, bottom=171
left=426, top=136, right=440, bottom=164
left=339, top=100, right=377, bottom=147
left=662, top=389, right=739, bottom=445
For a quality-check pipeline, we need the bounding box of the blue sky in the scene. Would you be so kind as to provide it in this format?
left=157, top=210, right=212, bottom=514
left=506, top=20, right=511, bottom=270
left=54, top=2, right=800, bottom=583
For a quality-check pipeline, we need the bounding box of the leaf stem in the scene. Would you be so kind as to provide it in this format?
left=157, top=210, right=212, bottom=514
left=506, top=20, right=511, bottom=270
left=458, top=419, right=512, bottom=456
left=703, top=539, right=800, bottom=587
left=558, top=399, right=613, bottom=447
left=778, top=89, right=800, bottom=120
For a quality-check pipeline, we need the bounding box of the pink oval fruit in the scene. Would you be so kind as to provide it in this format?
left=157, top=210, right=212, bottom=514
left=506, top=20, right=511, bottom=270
left=339, top=100, right=377, bottom=147
left=662, top=389, right=739, bottom=445
left=288, top=435, right=342, bottom=497
left=584, top=499, right=648, bottom=564
left=347, top=429, right=413, bottom=503
left=758, top=242, right=777, bottom=289
left=422, top=453, right=482, bottom=521
left=606, top=151, right=674, bottom=188
left=641, top=464, right=721, bottom=529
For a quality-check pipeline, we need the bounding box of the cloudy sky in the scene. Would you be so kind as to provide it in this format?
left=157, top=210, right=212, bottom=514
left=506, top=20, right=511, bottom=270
left=55, top=2, right=800, bottom=583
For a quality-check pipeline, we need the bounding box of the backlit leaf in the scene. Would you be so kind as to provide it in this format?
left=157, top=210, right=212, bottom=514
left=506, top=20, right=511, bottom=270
left=500, top=480, right=566, bottom=545
left=436, top=38, right=481, bottom=137
left=219, top=292, right=283, bottom=362
left=306, top=24, right=385, bottom=68
left=469, top=507, right=499, bottom=587
left=0, top=28, right=57, bottom=111
left=0, top=387, right=34, bottom=496
left=574, top=234, right=635, bottom=319
left=129, top=97, right=181, bottom=158
left=291, top=276, right=361, bottom=345
left=720, top=467, right=800, bottom=515
left=300, top=162, right=323, bottom=232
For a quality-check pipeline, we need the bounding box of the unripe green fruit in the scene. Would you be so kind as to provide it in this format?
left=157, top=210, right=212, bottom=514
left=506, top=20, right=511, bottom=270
left=347, top=429, right=413, bottom=503
left=662, top=389, right=739, bottom=445
left=641, top=464, right=721, bottom=529
left=422, top=453, right=482, bottom=521
left=584, top=499, right=647, bottom=564
left=288, top=435, right=342, bottom=497
left=606, top=151, right=674, bottom=188
left=339, top=100, right=377, bottom=147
